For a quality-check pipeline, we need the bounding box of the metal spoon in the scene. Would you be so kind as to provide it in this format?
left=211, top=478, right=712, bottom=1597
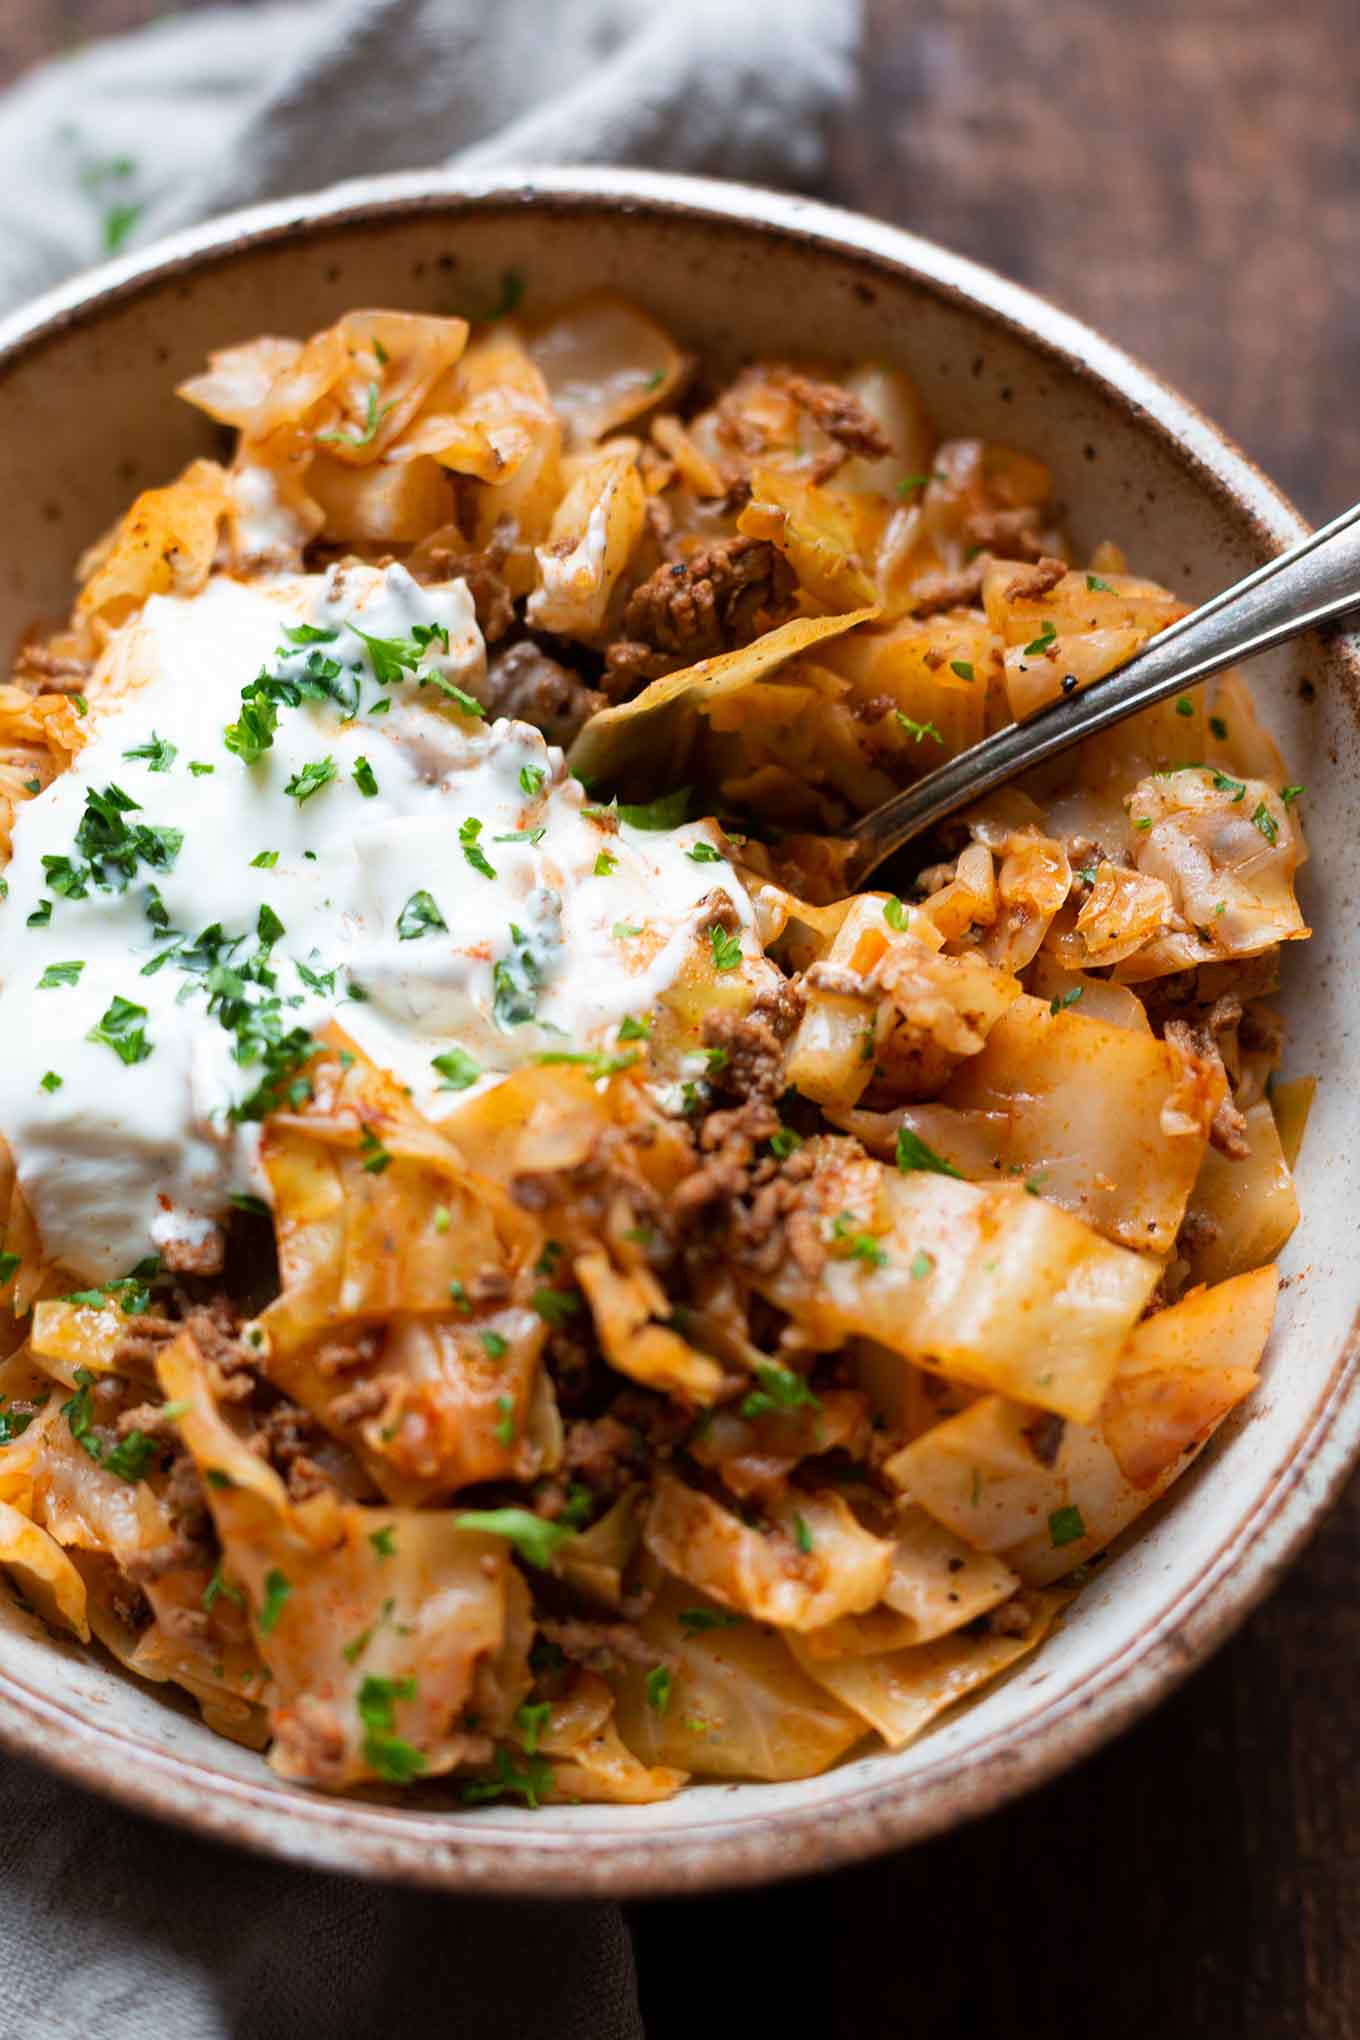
left=842, top=497, right=1360, bottom=890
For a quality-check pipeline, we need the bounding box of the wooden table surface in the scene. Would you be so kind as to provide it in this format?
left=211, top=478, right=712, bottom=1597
left=4, top=4, right=1357, bottom=2035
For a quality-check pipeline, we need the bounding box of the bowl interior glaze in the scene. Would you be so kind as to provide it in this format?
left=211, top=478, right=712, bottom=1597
left=0, top=169, right=1355, bottom=1897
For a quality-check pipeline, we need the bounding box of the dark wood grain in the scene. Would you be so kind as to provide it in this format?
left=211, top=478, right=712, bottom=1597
left=3, top=5, right=1358, bottom=2035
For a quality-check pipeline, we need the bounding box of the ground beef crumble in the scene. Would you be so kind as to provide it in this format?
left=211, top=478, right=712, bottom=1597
left=605, top=535, right=795, bottom=686
left=1164, top=1016, right=1250, bottom=1158
left=537, top=1615, right=670, bottom=1672
left=482, top=639, right=605, bottom=745
left=782, top=373, right=894, bottom=462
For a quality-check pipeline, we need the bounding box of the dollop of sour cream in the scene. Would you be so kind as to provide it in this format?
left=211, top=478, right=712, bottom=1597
left=0, top=564, right=757, bottom=1280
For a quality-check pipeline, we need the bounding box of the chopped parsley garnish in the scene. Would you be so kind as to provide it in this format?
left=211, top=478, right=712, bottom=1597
left=1048, top=1504, right=1086, bottom=1548
left=593, top=850, right=618, bottom=876
left=678, top=1607, right=743, bottom=1638
left=357, top=1674, right=427, bottom=1783
left=452, top=1508, right=573, bottom=1569
left=188, top=761, right=214, bottom=778
left=1251, top=801, right=1279, bottom=845
left=1086, top=574, right=1114, bottom=593
left=531, top=1287, right=582, bottom=1330
left=792, top=1512, right=814, bottom=1555
left=352, top=755, right=380, bottom=798
left=1023, top=621, right=1058, bottom=656
left=294, top=959, right=337, bottom=994
left=431, top=1046, right=481, bottom=1091
left=396, top=889, right=448, bottom=941
left=493, top=827, right=546, bottom=845
left=490, top=268, right=527, bottom=318
left=102, top=200, right=141, bottom=253
left=1281, top=784, right=1304, bottom=806
left=480, top=1330, right=509, bottom=1359
left=60, top=1365, right=157, bottom=1482
left=617, top=1013, right=652, bottom=1041
left=534, top=1048, right=638, bottom=1081
left=358, top=1126, right=392, bottom=1174
left=257, top=1569, right=292, bottom=1634
left=251, top=850, right=279, bottom=869
left=317, top=380, right=395, bottom=450
left=685, top=842, right=723, bottom=863
left=1212, top=770, right=1247, bottom=802
left=283, top=624, right=341, bottom=648
left=44, top=782, right=183, bottom=902
left=224, top=685, right=281, bottom=764
left=369, top=1526, right=398, bottom=1559
left=909, top=1249, right=934, bottom=1280
left=558, top=1483, right=595, bottom=1529
left=122, top=731, right=177, bottom=773
left=1174, top=697, right=1194, bottom=718
left=883, top=896, right=909, bottom=932
left=769, top=1126, right=803, bottom=1160
left=617, top=787, right=691, bottom=830
left=225, top=638, right=362, bottom=763
left=422, top=673, right=485, bottom=719
left=831, top=1215, right=887, bottom=1268
left=519, top=765, right=546, bottom=798
left=86, top=994, right=152, bottom=1065
left=493, top=1395, right=515, bottom=1448
left=514, top=1701, right=552, bottom=1755
left=949, top=659, right=975, bottom=682
left=896, top=473, right=934, bottom=494
left=283, top=756, right=337, bottom=803
left=61, top=1370, right=101, bottom=1461
left=461, top=1746, right=554, bottom=1809
left=645, top=1665, right=673, bottom=1715
left=229, top=1014, right=319, bottom=1125
left=1049, top=985, right=1083, bottom=1015
left=201, top=1566, right=243, bottom=1614
left=26, top=901, right=52, bottom=927
left=740, top=1362, right=820, bottom=1421
left=38, top=960, right=84, bottom=989
left=351, top=623, right=450, bottom=692
left=492, top=926, right=541, bottom=1029
left=896, top=1126, right=963, bottom=1177
left=708, top=924, right=743, bottom=972
left=1209, top=715, right=1229, bottom=739
left=613, top=922, right=643, bottom=940
left=896, top=712, right=944, bottom=742
left=39, top=1071, right=62, bottom=1093
left=256, top=903, right=285, bottom=946
left=0, top=1401, right=40, bottom=1444
left=65, top=1258, right=160, bottom=1317
left=0, top=1254, right=19, bottom=1288
left=459, top=816, right=496, bottom=879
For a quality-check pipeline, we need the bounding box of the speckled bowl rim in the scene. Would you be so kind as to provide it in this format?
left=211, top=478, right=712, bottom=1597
left=0, top=167, right=1356, bottom=1899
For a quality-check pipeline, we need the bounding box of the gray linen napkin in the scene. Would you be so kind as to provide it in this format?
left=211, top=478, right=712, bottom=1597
left=0, top=0, right=856, bottom=311
left=0, top=0, right=858, bottom=2032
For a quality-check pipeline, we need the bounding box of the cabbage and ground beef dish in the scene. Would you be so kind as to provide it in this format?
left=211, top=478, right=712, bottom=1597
left=0, top=293, right=1310, bottom=1801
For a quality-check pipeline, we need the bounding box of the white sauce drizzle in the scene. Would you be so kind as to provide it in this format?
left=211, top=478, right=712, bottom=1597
left=0, top=565, right=756, bottom=1280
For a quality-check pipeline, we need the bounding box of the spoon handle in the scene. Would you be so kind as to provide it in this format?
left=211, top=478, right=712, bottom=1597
left=845, top=496, right=1360, bottom=886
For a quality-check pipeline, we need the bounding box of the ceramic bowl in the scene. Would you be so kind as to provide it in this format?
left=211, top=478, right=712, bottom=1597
left=0, top=168, right=1355, bottom=1898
